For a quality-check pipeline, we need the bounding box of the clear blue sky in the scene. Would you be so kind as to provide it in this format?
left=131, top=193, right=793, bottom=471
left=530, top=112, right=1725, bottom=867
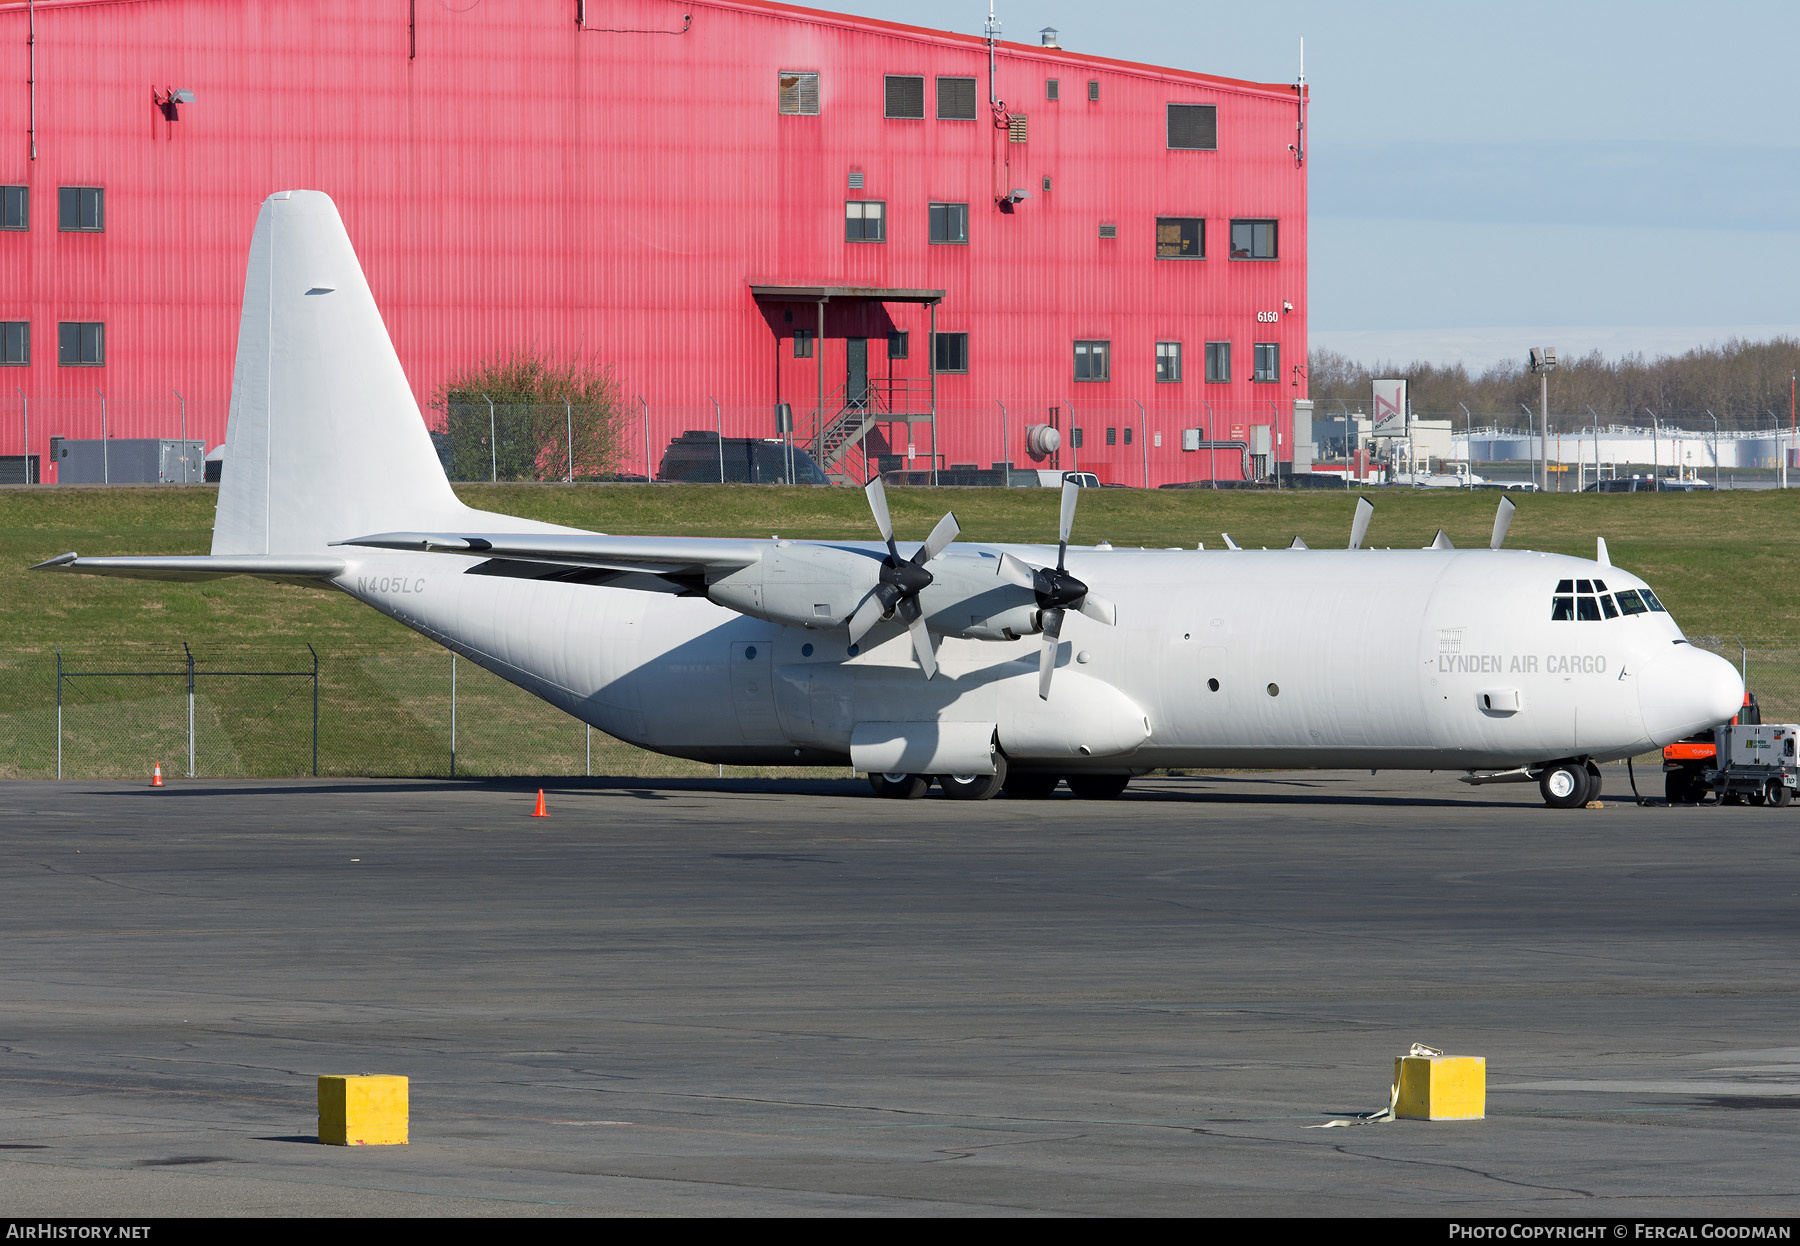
left=821, top=1, right=1800, bottom=368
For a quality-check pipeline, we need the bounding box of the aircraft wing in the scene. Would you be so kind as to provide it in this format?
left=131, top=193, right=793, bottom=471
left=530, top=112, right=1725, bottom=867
left=32, top=553, right=347, bottom=582
left=335, top=532, right=767, bottom=578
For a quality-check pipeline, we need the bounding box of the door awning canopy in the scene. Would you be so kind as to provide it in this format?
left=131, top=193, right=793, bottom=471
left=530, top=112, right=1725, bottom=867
left=749, top=284, right=944, bottom=303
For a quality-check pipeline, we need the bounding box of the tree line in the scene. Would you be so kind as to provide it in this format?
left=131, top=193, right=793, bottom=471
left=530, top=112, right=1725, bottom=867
left=1308, top=337, right=1800, bottom=434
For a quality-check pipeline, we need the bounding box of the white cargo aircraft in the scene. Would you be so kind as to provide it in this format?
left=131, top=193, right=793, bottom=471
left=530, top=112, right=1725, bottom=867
left=38, top=191, right=1744, bottom=807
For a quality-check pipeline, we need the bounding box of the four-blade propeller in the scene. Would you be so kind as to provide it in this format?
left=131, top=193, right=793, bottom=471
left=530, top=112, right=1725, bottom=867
left=846, top=477, right=960, bottom=678
left=996, top=479, right=1118, bottom=699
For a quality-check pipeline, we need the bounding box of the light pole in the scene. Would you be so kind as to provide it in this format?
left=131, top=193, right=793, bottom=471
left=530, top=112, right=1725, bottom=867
left=1643, top=408, right=1660, bottom=479
left=1528, top=346, right=1555, bottom=491
left=1518, top=403, right=1536, bottom=489
left=1586, top=406, right=1603, bottom=485
left=1703, top=410, right=1720, bottom=488
left=1335, top=398, right=1351, bottom=461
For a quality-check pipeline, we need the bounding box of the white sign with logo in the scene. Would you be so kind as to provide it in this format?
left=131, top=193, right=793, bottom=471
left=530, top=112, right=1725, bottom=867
left=1371, top=379, right=1408, bottom=438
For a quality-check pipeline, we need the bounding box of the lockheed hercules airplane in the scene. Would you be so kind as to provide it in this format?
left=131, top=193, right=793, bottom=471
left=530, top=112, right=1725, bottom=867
left=38, top=191, right=1744, bottom=806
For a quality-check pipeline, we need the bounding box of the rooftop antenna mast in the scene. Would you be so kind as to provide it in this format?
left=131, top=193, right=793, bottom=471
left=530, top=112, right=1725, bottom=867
left=1288, top=36, right=1306, bottom=168
left=985, top=0, right=1002, bottom=107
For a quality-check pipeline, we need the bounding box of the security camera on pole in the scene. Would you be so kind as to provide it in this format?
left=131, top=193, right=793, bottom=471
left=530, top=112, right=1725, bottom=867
left=1529, top=347, right=1556, bottom=491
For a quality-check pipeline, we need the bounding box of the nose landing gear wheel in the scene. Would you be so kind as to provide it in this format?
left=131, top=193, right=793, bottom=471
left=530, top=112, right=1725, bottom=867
left=868, top=772, right=930, bottom=799
left=940, top=754, right=1008, bottom=801
left=1539, top=761, right=1591, bottom=809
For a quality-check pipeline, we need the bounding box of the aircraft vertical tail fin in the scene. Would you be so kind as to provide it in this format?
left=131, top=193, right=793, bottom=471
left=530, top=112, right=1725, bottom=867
left=212, top=191, right=467, bottom=555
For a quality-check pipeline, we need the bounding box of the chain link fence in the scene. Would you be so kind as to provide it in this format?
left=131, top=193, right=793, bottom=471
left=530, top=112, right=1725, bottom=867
left=2, top=638, right=1792, bottom=781
left=0, top=643, right=801, bottom=781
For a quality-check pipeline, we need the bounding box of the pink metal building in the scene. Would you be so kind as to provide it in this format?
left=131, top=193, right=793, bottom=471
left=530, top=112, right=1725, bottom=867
left=0, top=0, right=1309, bottom=485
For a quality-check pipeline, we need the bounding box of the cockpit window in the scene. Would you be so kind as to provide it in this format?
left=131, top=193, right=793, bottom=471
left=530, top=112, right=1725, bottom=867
left=1555, top=579, right=1670, bottom=621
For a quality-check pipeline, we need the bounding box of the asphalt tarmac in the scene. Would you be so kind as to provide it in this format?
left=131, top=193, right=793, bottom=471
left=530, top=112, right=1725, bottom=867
left=2, top=769, right=1797, bottom=1217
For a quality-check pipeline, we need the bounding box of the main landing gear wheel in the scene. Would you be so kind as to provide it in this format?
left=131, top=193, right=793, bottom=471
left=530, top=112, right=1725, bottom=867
left=1767, top=780, right=1793, bottom=809
left=1002, top=771, right=1061, bottom=800
left=868, top=772, right=930, bottom=800
left=1066, top=773, right=1131, bottom=800
left=1539, top=761, right=1591, bottom=809
left=939, top=754, right=1009, bottom=801
left=1584, top=761, right=1603, bottom=803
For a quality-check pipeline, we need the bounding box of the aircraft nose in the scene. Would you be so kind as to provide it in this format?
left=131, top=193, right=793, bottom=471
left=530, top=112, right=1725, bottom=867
left=1637, top=643, right=1744, bottom=745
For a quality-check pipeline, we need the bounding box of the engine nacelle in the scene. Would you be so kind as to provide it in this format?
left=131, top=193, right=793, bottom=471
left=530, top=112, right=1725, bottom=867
left=707, top=544, right=1047, bottom=642
left=706, top=543, right=880, bottom=630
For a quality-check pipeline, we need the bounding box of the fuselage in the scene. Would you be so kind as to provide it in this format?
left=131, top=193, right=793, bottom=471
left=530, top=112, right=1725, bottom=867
left=338, top=542, right=1744, bottom=774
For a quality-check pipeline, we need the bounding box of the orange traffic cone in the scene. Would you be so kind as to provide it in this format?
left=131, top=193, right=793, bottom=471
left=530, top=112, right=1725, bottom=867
left=150, top=763, right=164, bottom=788
left=530, top=788, right=548, bottom=817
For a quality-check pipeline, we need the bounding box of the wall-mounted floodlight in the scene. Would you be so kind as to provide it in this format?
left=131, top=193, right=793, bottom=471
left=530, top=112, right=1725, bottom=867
left=155, top=87, right=197, bottom=120
left=1001, top=188, right=1030, bottom=203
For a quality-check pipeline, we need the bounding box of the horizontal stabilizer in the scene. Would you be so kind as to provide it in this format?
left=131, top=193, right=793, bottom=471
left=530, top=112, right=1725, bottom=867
left=33, top=552, right=346, bottom=582
left=337, top=532, right=768, bottom=577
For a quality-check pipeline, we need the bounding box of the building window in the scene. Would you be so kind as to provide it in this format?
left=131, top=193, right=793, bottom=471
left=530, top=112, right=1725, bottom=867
left=1087, top=79, right=1100, bottom=102
left=1105, top=427, right=1117, bottom=446
left=928, top=202, right=968, bottom=244
left=1124, top=426, right=1134, bottom=446
left=1074, top=340, right=1110, bottom=382
left=1155, top=217, right=1203, bottom=259
left=778, top=71, right=820, bottom=115
left=937, top=76, right=977, bottom=120
left=1230, top=219, right=1277, bottom=260
left=58, top=321, right=104, bottom=366
left=59, top=187, right=104, bottom=232
left=1254, top=342, right=1279, bottom=382
left=1205, top=341, right=1230, bottom=383
left=1070, top=427, right=1084, bottom=449
left=1097, top=222, right=1117, bottom=240
left=1, top=186, right=26, bottom=231
left=1046, top=78, right=1059, bottom=101
left=845, top=201, right=885, bottom=242
left=888, top=331, right=909, bottom=360
left=1167, top=104, right=1218, bottom=150
left=794, top=329, right=813, bottom=359
left=1156, top=341, right=1183, bottom=383
left=884, top=75, right=924, bottom=119
left=932, top=332, right=968, bottom=373
left=1, top=321, right=27, bottom=366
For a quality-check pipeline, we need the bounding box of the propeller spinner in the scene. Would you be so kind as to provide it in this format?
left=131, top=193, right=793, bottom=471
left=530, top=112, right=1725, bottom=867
left=997, top=478, right=1118, bottom=699
left=845, top=477, right=959, bottom=678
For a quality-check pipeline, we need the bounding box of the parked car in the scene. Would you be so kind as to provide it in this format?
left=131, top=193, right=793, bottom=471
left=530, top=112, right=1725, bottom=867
left=657, top=430, right=829, bottom=484
left=1584, top=475, right=1714, bottom=492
